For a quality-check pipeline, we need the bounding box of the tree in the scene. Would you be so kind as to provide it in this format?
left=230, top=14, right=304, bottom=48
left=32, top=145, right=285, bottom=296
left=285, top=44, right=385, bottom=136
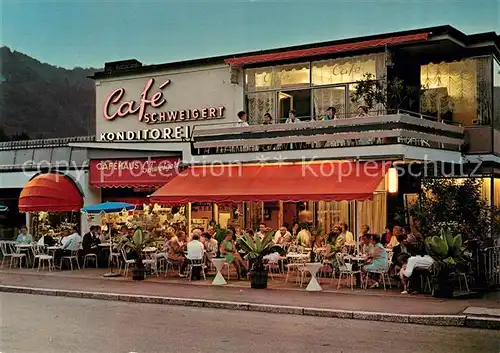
left=408, top=178, right=498, bottom=241
left=350, top=73, right=422, bottom=112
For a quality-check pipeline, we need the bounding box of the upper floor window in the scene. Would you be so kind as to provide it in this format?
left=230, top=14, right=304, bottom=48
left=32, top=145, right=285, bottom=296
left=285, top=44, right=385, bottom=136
left=245, top=62, right=310, bottom=91
left=312, top=54, right=385, bottom=85
left=420, top=57, right=492, bottom=126
left=494, top=59, right=500, bottom=129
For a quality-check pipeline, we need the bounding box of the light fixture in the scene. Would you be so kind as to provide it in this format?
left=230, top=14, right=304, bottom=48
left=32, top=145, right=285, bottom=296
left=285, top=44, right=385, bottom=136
left=388, top=167, right=398, bottom=194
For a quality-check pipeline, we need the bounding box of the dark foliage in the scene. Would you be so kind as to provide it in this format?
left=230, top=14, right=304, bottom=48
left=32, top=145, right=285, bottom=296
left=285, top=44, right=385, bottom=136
left=0, top=46, right=99, bottom=139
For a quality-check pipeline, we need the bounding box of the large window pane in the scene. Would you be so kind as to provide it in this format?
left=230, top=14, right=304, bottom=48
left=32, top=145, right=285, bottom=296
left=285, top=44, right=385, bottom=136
left=278, top=89, right=311, bottom=122
left=312, top=53, right=385, bottom=86
left=494, top=60, right=500, bottom=129
left=317, top=201, right=350, bottom=236
left=245, top=67, right=274, bottom=91
left=246, top=91, right=276, bottom=124
left=273, top=63, right=310, bottom=89
left=312, top=87, right=346, bottom=119
left=420, top=58, right=492, bottom=126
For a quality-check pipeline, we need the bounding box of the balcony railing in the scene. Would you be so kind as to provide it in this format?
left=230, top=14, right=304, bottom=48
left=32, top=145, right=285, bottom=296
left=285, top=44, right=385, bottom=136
left=191, top=111, right=465, bottom=156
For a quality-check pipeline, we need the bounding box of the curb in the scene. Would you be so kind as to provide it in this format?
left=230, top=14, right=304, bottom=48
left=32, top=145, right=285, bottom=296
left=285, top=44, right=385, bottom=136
left=1, top=285, right=498, bottom=330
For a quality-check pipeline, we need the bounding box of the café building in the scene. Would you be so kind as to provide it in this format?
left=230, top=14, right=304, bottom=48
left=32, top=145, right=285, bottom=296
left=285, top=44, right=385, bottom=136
left=1, top=25, right=499, bottom=237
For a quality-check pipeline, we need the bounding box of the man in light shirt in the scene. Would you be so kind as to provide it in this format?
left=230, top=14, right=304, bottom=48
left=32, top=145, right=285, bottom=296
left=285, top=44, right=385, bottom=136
left=186, top=234, right=205, bottom=280
left=256, top=223, right=267, bottom=240
left=62, top=227, right=82, bottom=252
left=274, top=225, right=292, bottom=246
left=16, top=226, right=33, bottom=244
left=400, top=254, right=434, bottom=294
left=285, top=109, right=301, bottom=124
left=236, top=111, right=250, bottom=127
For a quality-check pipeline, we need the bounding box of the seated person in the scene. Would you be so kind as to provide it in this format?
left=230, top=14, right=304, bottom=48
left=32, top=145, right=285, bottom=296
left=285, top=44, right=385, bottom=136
left=37, top=230, right=56, bottom=247
left=386, top=226, right=402, bottom=249
left=166, top=231, right=188, bottom=278
left=220, top=229, right=247, bottom=280
left=16, top=226, right=33, bottom=244
left=341, top=222, right=355, bottom=248
left=274, top=225, right=292, bottom=247
left=362, top=234, right=388, bottom=289
left=55, top=228, right=81, bottom=266
left=187, top=233, right=205, bottom=280
left=399, top=254, right=434, bottom=294
left=82, top=225, right=101, bottom=256
left=201, top=232, right=218, bottom=267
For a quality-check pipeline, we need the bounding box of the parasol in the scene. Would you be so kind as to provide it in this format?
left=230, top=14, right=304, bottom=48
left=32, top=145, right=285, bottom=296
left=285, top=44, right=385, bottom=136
left=81, top=202, right=135, bottom=277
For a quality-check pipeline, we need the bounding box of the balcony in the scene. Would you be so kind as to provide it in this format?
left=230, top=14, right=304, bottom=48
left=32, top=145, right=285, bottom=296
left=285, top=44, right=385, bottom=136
left=191, top=112, right=464, bottom=164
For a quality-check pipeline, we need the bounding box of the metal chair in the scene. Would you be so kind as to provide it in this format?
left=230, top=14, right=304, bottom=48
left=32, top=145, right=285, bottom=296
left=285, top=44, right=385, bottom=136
left=187, top=258, right=206, bottom=281
left=83, top=253, right=98, bottom=268
left=60, top=249, right=81, bottom=271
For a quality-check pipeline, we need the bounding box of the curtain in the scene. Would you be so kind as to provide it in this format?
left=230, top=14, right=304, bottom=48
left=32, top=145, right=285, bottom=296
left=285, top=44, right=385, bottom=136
left=357, top=193, right=387, bottom=236
left=420, top=59, right=481, bottom=125
left=316, top=201, right=350, bottom=235
left=312, top=86, right=346, bottom=119
left=312, top=53, right=386, bottom=86
left=246, top=91, right=276, bottom=125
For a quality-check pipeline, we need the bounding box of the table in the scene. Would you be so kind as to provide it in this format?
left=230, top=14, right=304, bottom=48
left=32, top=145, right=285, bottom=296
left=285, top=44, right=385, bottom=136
left=286, top=253, right=309, bottom=260
left=305, top=262, right=323, bottom=291
left=99, top=243, right=112, bottom=247
left=15, top=243, right=33, bottom=249
left=211, top=258, right=227, bottom=285
left=143, top=247, right=157, bottom=253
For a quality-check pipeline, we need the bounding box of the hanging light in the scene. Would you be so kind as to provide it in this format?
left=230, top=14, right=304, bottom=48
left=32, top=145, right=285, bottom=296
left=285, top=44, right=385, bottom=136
left=388, top=168, right=398, bottom=193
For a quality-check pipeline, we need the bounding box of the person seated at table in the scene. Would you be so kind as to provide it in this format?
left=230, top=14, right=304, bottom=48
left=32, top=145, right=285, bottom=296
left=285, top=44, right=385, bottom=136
left=256, top=223, right=268, bottom=240
left=55, top=228, right=82, bottom=267
left=358, top=231, right=374, bottom=255
left=166, top=230, right=188, bottom=277
left=201, top=232, right=218, bottom=265
left=340, top=222, right=355, bottom=248
left=37, top=230, right=56, bottom=247
left=82, top=225, right=101, bottom=256
left=16, top=226, right=33, bottom=244
left=220, top=229, right=247, bottom=280
left=362, top=234, right=388, bottom=289
left=187, top=233, right=205, bottom=280
left=274, top=225, right=292, bottom=246
left=386, top=226, right=402, bottom=249
left=399, top=253, right=434, bottom=294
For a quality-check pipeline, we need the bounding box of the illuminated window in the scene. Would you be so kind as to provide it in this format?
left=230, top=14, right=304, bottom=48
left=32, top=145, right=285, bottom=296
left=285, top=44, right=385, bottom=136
left=273, top=63, right=310, bottom=88
left=312, top=54, right=385, bottom=85
left=494, top=59, right=500, bottom=128
left=420, top=57, right=492, bottom=126
left=312, top=87, right=346, bottom=119
left=246, top=91, right=276, bottom=124
left=245, top=67, right=274, bottom=91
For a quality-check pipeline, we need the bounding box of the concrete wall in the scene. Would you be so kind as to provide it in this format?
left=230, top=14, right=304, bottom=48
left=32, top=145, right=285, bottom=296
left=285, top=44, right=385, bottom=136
left=95, top=64, right=244, bottom=139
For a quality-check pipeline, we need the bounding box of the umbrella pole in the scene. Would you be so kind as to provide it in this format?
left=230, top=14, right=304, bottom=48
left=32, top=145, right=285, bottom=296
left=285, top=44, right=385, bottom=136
left=103, top=223, right=120, bottom=277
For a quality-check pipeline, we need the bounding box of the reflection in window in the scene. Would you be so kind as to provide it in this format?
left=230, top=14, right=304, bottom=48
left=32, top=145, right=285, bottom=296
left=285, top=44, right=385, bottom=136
left=312, top=87, right=346, bottom=119
left=420, top=58, right=492, bottom=126
left=494, top=60, right=500, bottom=129
left=312, top=54, right=385, bottom=85
left=246, top=91, right=276, bottom=124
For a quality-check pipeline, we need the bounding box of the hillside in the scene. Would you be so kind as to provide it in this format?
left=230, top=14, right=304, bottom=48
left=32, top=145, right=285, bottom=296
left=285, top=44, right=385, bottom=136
left=0, top=47, right=99, bottom=139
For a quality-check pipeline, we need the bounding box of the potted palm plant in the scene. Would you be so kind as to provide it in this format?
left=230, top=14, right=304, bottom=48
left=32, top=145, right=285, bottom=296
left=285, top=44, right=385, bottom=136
left=425, top=229, right=471, bottom=298
left=119, top=227, right=155, bottom=281
left=238, top=231, right=284, bottom=289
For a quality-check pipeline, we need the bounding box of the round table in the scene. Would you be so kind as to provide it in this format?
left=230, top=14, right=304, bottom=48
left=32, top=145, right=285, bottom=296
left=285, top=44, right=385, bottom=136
left=143, top=247, right=157, bottom=253
left=98, top=243, right=112, bottom=247
left=305, top=262, right=323, bottom=291
left=15, top=243, right=33, bottom=249
left=211, top=258, right=227, bottom=285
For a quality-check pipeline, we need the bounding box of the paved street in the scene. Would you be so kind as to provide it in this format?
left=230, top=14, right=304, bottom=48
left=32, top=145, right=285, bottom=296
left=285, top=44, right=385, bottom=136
left=1, top=293, right=499, bottom=353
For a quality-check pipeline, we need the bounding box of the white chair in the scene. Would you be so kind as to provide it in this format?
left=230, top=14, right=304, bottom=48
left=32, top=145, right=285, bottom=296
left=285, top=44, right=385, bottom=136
left=121, top=249, right=136, bottom=277
left=319, top=259, right=336, bottom=285
left=83, top=253, right=98, bottom=268
left=9, top=245, right=27, bottom=269
left=32, top=245, right=55, bottom=272
left=187, top=258, right=206, bottom=281
left=0, top=241, right=13, bottom=268
left=336, top=253, right=361, bottom=290
left=285, top=254, right=307, bottom=284
left=60, top=249, right=81, bottom=271
left=363, top=252, right=393, bottom=290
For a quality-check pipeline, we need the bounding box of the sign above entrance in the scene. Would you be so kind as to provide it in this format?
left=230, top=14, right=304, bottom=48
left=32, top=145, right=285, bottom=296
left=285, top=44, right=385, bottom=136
left=103, top=78, right=225, bottom=125
left=89, top=157, right=181, bottom=187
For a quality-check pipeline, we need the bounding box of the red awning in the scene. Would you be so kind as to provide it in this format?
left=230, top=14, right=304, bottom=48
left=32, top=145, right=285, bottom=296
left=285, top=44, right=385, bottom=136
left=150, top=161, right=391, bottom=204
left=225, top=33, right=429, bottom=66
left=19, top=173, right=83, bottom=212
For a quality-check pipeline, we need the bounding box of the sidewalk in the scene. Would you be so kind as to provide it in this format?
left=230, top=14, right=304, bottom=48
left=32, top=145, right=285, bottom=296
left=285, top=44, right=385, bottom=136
left=1, top=269, right=499, bottom=329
